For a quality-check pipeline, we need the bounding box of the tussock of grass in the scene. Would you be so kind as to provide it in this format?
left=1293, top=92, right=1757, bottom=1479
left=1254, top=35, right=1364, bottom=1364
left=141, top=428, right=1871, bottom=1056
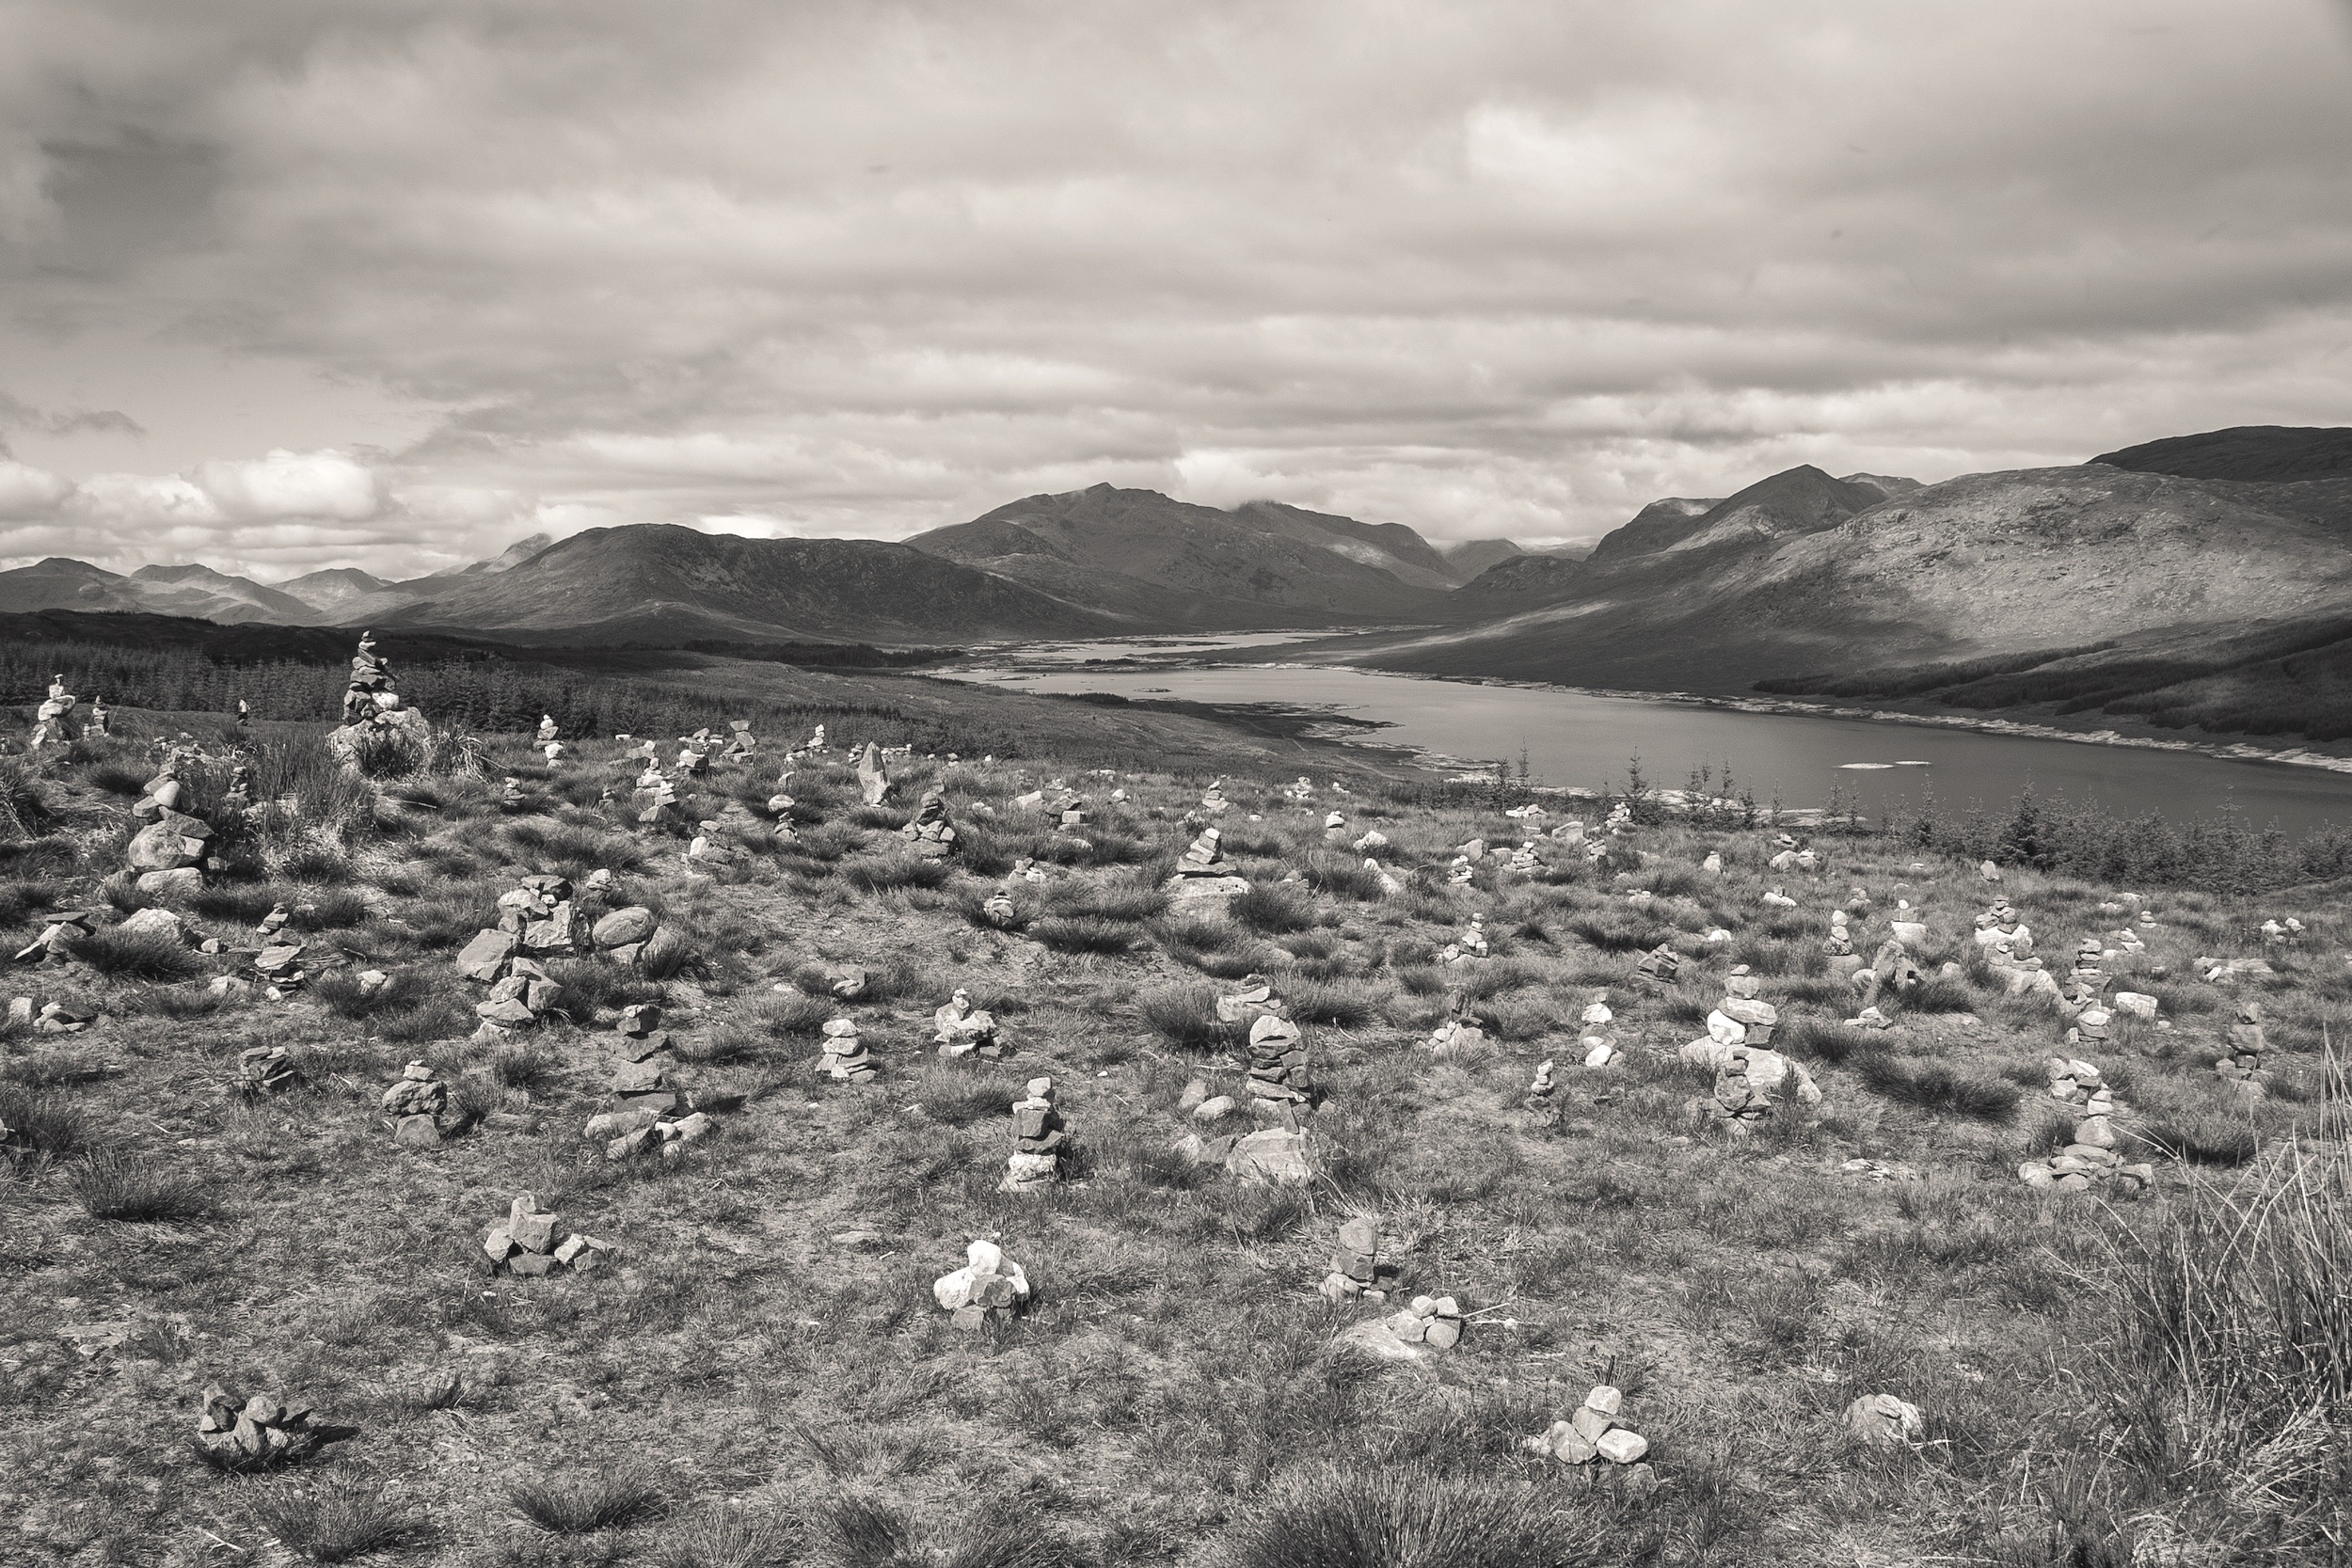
left=69, top=925, right=201, bottom=982
left=0, top=1085, right=89, bottom=1164
left=1032, top=915, right=1140, bottom=955
left=840, top=856, right=952, bottom=894
left=71, top=1149, right=210, bottom=1221
left=1852, top=1053, right=2021, bottom=1121
left=506, top=1465, right=665, bottom=1533
left=1232, top=884, right=1314, bottom=934
left=1137, top=984, right=1239, bottom=1050
left=1217, top=1465, right=1600, bottom=1568
left=1300, top=853, right=1385, bottom=901
left=246, top=1469, right=424, bottom=1562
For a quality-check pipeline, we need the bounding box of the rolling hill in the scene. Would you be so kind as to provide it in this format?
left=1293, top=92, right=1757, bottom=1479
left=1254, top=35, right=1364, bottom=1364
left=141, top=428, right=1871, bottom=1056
left=368, top=524, right=1127, bottom=643
left=906, top=483, right=1454, bottom=626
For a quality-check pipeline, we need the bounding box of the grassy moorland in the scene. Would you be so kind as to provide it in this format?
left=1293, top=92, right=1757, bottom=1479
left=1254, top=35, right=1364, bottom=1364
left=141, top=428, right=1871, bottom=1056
left=0, top=689, right=2346, bottom=1568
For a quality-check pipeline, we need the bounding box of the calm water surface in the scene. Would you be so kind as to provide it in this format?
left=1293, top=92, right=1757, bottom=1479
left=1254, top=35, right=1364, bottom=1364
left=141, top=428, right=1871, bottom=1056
left=946, top=651, right=2352, bottom=836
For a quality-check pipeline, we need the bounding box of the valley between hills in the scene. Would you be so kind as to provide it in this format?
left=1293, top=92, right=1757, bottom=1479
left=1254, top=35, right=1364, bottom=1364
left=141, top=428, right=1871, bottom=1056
left=9, top=424, right=2352, bottom=752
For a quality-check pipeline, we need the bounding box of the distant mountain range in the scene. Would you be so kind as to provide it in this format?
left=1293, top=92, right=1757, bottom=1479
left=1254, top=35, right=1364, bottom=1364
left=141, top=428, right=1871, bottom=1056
left=8, top=425, right=2352, bottom=738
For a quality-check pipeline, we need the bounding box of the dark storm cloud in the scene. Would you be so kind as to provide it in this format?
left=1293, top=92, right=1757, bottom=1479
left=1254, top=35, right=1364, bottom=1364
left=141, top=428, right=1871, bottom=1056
left=2, top=0, right=2349, bottom=575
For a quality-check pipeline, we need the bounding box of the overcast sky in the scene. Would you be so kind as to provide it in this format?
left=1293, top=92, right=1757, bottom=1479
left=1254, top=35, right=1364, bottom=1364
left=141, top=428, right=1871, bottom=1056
left=4, top=0, right=2350, bottom=580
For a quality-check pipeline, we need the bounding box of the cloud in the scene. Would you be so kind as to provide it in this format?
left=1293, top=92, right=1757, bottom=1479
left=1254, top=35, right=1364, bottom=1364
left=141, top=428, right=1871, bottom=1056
left=193, top=448, right=385, bottom=521
left=0, top=459, right=75, bottom=519
left=0, top=0, right=2348, bottom=565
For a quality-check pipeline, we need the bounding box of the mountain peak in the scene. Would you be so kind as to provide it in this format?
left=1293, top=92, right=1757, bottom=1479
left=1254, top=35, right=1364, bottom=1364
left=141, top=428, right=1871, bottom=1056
left=2092, top=425, right=2352, bottom=483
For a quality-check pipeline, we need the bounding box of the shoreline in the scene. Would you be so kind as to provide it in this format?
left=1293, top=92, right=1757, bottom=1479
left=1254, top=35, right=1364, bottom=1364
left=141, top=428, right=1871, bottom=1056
left=955, top=647, right=2352, bottom=782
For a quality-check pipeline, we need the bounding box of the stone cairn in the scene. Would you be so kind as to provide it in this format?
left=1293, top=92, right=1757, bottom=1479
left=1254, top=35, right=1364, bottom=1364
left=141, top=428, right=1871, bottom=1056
left=1200, top=778, right=1228, bottom=816
left=2060, top=986, right=2114, bottom=1053
left=1380, top=1294, right=1467, bottom=1354
left=327, top=633, right=425, bottom=767
left=14, top=910, right=94, bottom=966
left=28, top=673, right=79, bottom=748
left=127, top=755, right=216, bottom=897
left=537, top=713, right=561, bottom=757
left=482, top=1193, right=612, bottom=1276
left=675, top=731, right=715, bottom=778
left=855, top=741, right=892, bottom=806
left=2019, top=1058, right=2154, bottom=1193
left=1246, top=1014, right=1312, bottom=1115
left=1427, top=996, right=1487, bottom=1055
left=933, top=989, right=1003, bottom=1058
left=932, top=1239, right=1030, bottom=1330
left=456, top=875, right=579, bottom=1040
left=592, top=1004, right=713, bottom=1160
left=1821, top=910, right=1860, bottom=978
left=632, top=758, right=679, bottom=827
left=1761, top=884, right=1798, bottom=909
left=1351, top=827, right=1389, bottom=853
left=818, top=1017, right=878, bottom=1083
left=9, top=997, right=92, bottom=1033
left=1509, top=837, right=1543, bottom=875
left=1441, top=913, right=1489, bottom=965
left=193, top=1387, right=327, bottom=1469
left=381, top=1061, right=450, bottom=1147
left=1634, top=942, right=1680, bottom=991
left=1323, top=810, right=1348, bottom=840
left=1526, top=1385, right=1651, bottom=1468
left=1168, top=827, right=1248, bottom=915
left=231, top=1046, right=297, bottom=1098
left=900, top=789, right=959, bottom=858
left=1216, top=974, right=1282, bottom=1027
left=1684, top=967, right=1820, bottom=1128
left=1003, top=1077, right=1068, bottom=1193
left=2260, top=916, right=2306, bottom=946
left=1580, top=995, right=1617, bottom=1067
left=2215, top=1001, right=2267, bottom=1090
left=1701, top=849, right=1723, bottom=874
left=722, top=719, right=756, bottom=762
left=1319, top=1214, right=1400, bottom=1303
left=1523, top=1059, right=1558, bottom=1114
left=1606, top=801, right=1634, bottom=836
left=1447, top=838, right=1481, bottom=884
left=767, top=769, right=796, bottom=820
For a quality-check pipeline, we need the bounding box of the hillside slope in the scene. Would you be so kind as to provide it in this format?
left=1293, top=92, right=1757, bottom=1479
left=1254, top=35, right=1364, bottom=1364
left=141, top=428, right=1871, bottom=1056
left=0, top=558, right=327, bottom=624
left=909, top=483, right=1454, bottom=625
left=369, top=524, right=1125, bottom=643
left=2095, top=424, right=2352, bottom=483
left=1295, top=465, right=2352, bottom=692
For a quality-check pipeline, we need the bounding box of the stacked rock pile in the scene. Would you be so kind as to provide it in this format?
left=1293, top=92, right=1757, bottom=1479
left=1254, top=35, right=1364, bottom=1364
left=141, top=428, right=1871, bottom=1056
left=231, top=1046, right=296, bottom=1097
left=2019, top=1093, right=2155, bottom=1195
left=28, top=675, right=76, bottom=748
left=19, top=999, right=92, bottom=1033
left=326, top=633, right=426, bottom=768
left=126, top=758, right=216, bottom=896
left=1606, top=802, right=1633, bottom=835
left=1509, top=839, right=1542, bottom=874
left=766, top=769, right=796, bottom=819
left=1579, top=995, right=1616, bottom=1068
left=1701, top=849, right=1723, bottom=874
left=194, top=1386, right=326, bottom=1468
left=899, top=790, right=959, bottom=857
left=1319, top=1215, right=1400, bottom=1303
left=675, top=732, right=714, bottom=776
left=1761, top=885, right=1798, bottom=909
left=2216, top=1001, right=2267, bottom=1088
left=2260, top=916, right=2307, bottom=945
left=13, top=911, right=94, bottom=965
left=1441, top=914, right=1489, bottom=964
left=818, top=1017, right=878, bottom=1083
left=1167, top=827, right=1248, bottom=915
left=2061, top=988, right=2114, bottom=1052
left=251, top=932, right=307, bottom=995
left=482, top=1194, right=612, bottom=1276
left=1523, top=1059, right=1557, bottom=1113
left=1200, top=778, right=1228, bottom=815
left=723, top=719, right=756, bottom=761
left=933, top=989, right=1003, bottom=1057
left=932, top=1240, right=1030, bottom=1330
left=1821, top=911, right=1860, bottom=976
left=1382, top=1294, right=1466, bottom=1352
left=981, top=889, right=1020, bottom=927
left=1246, top=1014, right=1311, bottom=1112
left=81, top=695, right=110, bottom=737
left=457, top=877, right=579, bottom=1039
left=1350, top=827, right=1390, bottom=853
left=1694, top=1042, right=1820, bottom=1131
left=1427, top=999, right=1487, bottom=1055
left=1323, top=811, right=1347, bottom=839
left=1855, top=935, right=1923, bottom=1009
left=381, top=1061, right=449, bottom=1147
left=1002, top=1077, right=1067, bottom=1192
left=2067, top=938, right=2107, bottom=992
left=1525, top=1386, right=1650, bottom=1466
left=632, top=760, right=678, bottom=826
left=1972, top=905, right=2031, bottom=953
left=1634, top=942, right=1680, bottom=990
left=855, top=741, right=892, bottom=805
left=1216, top=974, right=1282, bottom=1026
